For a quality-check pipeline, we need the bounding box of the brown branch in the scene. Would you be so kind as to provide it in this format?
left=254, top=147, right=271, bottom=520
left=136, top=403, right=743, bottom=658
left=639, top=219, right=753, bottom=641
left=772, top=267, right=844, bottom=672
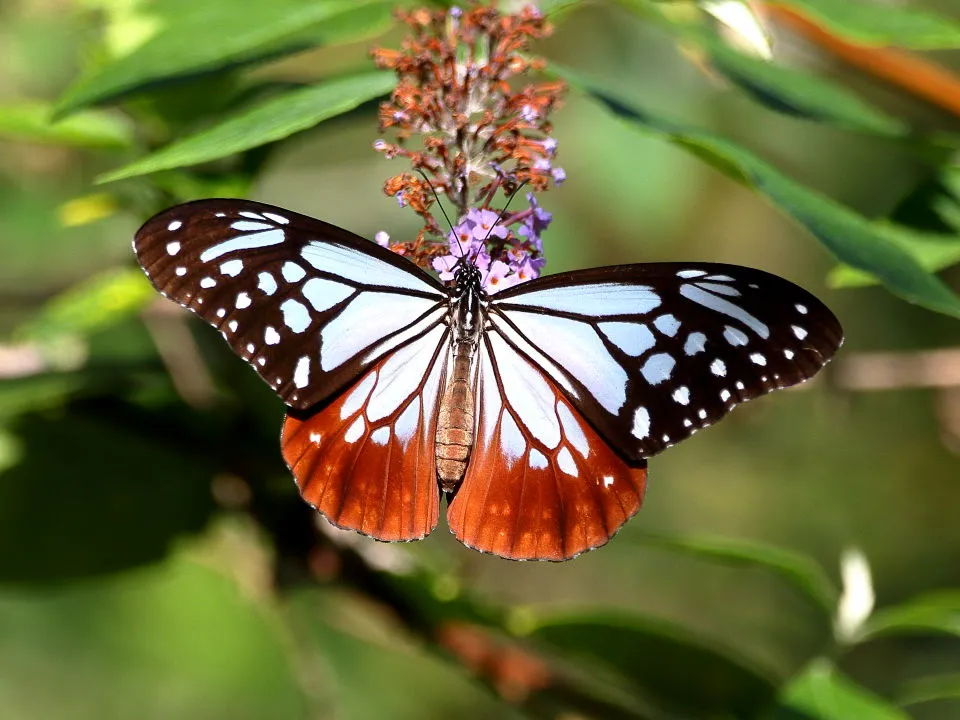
left=766, top=3, right=960, bottom=119
left=835, top=348, right=960, bottom=391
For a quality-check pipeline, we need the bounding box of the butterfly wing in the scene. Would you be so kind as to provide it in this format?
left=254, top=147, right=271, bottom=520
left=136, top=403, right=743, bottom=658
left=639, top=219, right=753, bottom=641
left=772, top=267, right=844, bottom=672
left=446, top=332, right=647, bottom=561
left=134, top=199, right=449, bottom=410
left=282, top=325, right=449, bottom=542
left=487, top=263, right=844, bottom=461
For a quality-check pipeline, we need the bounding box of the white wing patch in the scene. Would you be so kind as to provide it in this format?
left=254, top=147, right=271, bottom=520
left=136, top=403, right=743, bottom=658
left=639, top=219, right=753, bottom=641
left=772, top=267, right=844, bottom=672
left=301, top=242, right=443, bottom=296
left=505, top=311, right=628, bottom=414
left=321, top=293, right=438, bottom=372
left=505, top=283, right=661, bottom=316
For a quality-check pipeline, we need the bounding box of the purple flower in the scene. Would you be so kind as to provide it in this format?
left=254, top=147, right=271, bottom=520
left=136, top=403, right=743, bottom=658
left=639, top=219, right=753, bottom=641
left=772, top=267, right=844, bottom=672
left=395, top=191, right=407, bottom=207
left=541, top=137, right=558, bottom=156
left=374, top=231, right=390, bottom=247
left=483, top=260, right=521, bottom=293
left=432, top=254, right=458, bottom=282
left=520, top=104, right=539, bottom=123
left=551, top=167, right=566, bottom=185
left=516, top=192, right=552, bottom=253
left=465, top=208, right=508, bottom=242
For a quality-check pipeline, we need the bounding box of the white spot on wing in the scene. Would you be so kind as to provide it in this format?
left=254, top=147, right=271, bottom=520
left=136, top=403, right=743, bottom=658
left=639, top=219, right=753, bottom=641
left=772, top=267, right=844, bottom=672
left=264, top=326, right=280, bottom=345
left=282, top=262, right=306, bottom=283
left=750, top=352, right=767, bottom=366
left=199, top=228, right=285, bottom=262
left=371, top=427, right=390, bottom=445
left=175, top=267, right=187, bottom=277
left=499, top=412, right=526, bottom=464
left=792, top=325, right=808, bottom=340
left=293, top=356, right=310, bottom=388
left=167, top=220, right=182, bottom=232
left=529, top=449, right=548, bottom=470
left=784, top=349, right=795, bottom=359
left=166, top=241, right=181, bottom=255
left=684, top=332, right=706, bottom=356
left=710, top=358, right=727, bottom=377
left=230, top=221, right=273, bottom=232
left=796, top=303, right=808, bottom=314
left=723, top=326, right=749, bottom=346
left=672, top=386, right=690, bottom=405
left=235, top=292, right=251, bottom=309
left=720, top=389, right=731, bottom=402
left=653, top=313, right=681, bottom=337
left=641, top=353, right=675, bottom=385
left=344, top=416, right=364, bottom=443
left=280, top=299, right=310, bottom=333
left=677, top=269, right=706, bottom=278
left=263, top=212, right=289, bottom=225
left=200, top=277, right=216, bottom=288
left=557, top=447, right=578, bottom=477
left=632, top=406, right=650, bottom=439
left=228, top=320, right=238, bottom=332
left=257, top=272, right=277, bottom=295
left=696, top=281, right=741, bottom=296
left=220, top=259, right=243, bottom=277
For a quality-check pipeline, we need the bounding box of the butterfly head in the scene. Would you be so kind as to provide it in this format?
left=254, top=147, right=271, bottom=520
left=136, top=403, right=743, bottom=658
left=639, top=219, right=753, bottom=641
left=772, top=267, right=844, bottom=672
left=453, top=261, right=484, bottom=296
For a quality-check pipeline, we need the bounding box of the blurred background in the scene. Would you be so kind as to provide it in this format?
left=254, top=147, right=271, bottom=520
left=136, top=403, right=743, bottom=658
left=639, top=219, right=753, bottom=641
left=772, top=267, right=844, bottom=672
left=1, top=0, right=959, bottom=718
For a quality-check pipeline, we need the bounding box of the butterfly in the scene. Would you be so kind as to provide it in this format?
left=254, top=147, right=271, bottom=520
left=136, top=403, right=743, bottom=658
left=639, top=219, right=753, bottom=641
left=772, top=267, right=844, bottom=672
left=134, top=199, right=843, bottom=561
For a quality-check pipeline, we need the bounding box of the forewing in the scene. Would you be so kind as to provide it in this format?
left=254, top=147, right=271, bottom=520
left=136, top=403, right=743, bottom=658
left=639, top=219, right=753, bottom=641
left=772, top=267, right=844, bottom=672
left=489, top=263, right=843, bottom=461
left=134, top=199, right=448, bottom=409
left=447, top=333, right=647, bottom=561
left=281, top=325, right=449, bottom=542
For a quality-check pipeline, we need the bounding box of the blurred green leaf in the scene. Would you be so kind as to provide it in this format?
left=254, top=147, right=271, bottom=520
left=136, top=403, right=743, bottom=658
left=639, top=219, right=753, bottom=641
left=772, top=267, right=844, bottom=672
left=54, top=0, right=390, bottom=117
left=0, top=397, right=216, bottom=582
left=706, top=43, right=907, bottom=137
left=530, top=612, right=777, bottom=718
left=98, top=71, right=394, bottom=182
left=782, top=659, right=911, bottom=720
left=897, top=673, right=960, bottom=708
left=777, top=0, right=960, bottom=49
left=556, top=64, right=960, bottom=319
left=0, top=556, right=305, bottom=719
left=285, top=589, right=528, bottom=720
left=828, top=233, right=960, bottom=288
left=635, top=531, right=838, bottom=618
left=859, top=591, right=960, bottom=641
left=0, top=102, right=133, bottom=149
left=16, top=268, right=154, bottom=342
left=620, top=1, right=907, bottom=137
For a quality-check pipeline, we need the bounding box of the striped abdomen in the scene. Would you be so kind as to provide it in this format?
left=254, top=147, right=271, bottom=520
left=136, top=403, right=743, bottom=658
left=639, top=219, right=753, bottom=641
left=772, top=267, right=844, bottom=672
left=436, top=341, right=475, bottom=491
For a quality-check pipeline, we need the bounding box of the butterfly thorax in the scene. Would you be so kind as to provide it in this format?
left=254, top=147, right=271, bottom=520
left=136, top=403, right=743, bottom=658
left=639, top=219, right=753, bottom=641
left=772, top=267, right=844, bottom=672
left=435, top=263, right=486, bottom=491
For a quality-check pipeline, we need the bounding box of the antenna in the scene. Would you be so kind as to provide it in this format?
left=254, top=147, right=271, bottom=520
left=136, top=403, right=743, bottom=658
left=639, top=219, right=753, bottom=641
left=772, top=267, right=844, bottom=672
left=480, top=180, right=529, bottom=245
left=417, top=170, right=464, bottom=258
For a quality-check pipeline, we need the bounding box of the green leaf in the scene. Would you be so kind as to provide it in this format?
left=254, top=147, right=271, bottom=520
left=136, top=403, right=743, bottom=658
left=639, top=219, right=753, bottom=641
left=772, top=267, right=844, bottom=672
left=778, top=0, right=960, bottom=50
left=634, top=531, right=838, bottom=617
left=0, top=556, right=305, bottom=718
left=98, top=71, right=394, bottom=182
left=0, top=398, right=216, bottom=583
left=828, top=233, right=960, bottom=288
left=0, top=102, right=133, bottom=149
left=782, top=659, right=911, bottom=720
left=555, top=64, right=960, bottom=319
left=619, top=0, right=907, bottom=137
left=54, top=0, right=390, bottom=117
left=16, top=268, right=155, bottom=342
left=531, top=612, right=778, bottom=718
left=859, top=591, right=960, bottom=641
left=706, top=43, right=907, bottom=137
left=897, top=673, right=960, bottom=708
